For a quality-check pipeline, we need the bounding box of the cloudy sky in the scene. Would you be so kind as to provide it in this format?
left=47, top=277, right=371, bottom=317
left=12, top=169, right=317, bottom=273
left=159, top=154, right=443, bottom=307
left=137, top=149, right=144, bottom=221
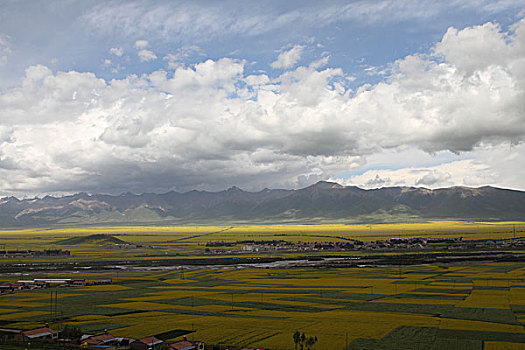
left=1, top=0, right=525, bottom=196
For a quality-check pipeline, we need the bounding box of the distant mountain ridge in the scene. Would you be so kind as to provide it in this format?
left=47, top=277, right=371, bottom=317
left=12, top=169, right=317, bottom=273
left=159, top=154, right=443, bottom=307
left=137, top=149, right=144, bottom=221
left=1, top=182, right=525, bottom=227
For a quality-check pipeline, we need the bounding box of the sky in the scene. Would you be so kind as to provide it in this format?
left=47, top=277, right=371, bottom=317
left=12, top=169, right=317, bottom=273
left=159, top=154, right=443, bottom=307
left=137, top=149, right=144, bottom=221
left=1, top=0, right=525, bottom=197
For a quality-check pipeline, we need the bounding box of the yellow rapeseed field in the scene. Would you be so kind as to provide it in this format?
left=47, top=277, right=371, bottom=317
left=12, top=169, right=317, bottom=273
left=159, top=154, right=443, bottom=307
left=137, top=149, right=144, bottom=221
left=484, top=341, right=525, bottom=350
left=0, top=221, right=523, bottom=257
left=0, top=223, right=524, bottom=349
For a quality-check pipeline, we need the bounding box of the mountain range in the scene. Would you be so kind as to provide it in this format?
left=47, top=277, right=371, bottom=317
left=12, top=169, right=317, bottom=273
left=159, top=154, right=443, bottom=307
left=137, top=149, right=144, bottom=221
left=1, top=182, right=525, bottom=227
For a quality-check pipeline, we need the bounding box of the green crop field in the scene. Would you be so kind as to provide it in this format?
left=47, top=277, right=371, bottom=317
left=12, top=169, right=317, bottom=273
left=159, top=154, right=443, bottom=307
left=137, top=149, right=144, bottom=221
left=0, top=223, right=524, bottom=349
left=1, top=263, right=524, bottom=349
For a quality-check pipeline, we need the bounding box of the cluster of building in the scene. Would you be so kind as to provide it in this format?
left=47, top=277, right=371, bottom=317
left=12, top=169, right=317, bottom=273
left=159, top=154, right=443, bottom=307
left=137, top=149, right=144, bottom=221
left=0, top=278, right=112, bottom=294
left=206, top=237, right=524, bottom=254
left=361, top=237, right=525, bottom=251
left=12, top=327, right=204, bottom=350
left=206, top=240, right=294, bottom=248
left=0, top=248, right=70, bottom=258
left=240, top=241, right=353, bottom=252
left=11, top=326, right=266, bottom=350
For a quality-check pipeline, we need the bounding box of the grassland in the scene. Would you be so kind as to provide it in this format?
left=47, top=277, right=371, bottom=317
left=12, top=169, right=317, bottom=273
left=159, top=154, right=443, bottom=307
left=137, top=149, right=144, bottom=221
left=0, top=222, right=524, bottom=349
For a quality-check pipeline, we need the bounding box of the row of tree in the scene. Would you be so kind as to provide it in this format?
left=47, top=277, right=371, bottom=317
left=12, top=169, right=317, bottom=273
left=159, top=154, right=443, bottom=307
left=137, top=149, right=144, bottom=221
left=293, top=331, right=317, bottom=350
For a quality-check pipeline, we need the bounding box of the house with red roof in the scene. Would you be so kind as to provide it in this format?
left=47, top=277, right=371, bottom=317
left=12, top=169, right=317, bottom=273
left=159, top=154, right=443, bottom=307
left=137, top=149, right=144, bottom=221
left=14, top=327, right=58, bottom=342
left=80, top=332, right=126, bottom=349
left=130, top=336, right=164, bottom=350
left=169, top=340, right=204, bottom=350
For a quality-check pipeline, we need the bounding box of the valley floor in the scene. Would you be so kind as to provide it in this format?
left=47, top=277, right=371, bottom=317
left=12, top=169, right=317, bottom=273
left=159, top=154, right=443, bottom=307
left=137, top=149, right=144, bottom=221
left=0, top=223, right=524, bottom=349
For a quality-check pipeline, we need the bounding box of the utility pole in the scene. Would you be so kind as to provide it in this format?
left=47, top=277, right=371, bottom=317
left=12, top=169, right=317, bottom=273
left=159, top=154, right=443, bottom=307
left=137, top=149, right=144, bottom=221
left=55, top=288, right=58, bottom=323
left=50, top=290, right=53, bottom=323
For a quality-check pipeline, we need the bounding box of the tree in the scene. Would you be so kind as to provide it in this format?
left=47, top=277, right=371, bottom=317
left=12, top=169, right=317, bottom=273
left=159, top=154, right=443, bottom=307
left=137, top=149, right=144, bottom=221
left=60, top=324, right=82, bottom=340
left=293, top=331, right=301, bottom=350
left=293, top=331, right=317, bottom=350
left=305, top=335, right=317, bottom=350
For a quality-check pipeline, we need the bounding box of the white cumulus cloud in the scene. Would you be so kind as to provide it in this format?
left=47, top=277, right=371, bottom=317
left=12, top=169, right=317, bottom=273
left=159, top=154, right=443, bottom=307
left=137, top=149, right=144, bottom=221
left=109, top=47, right=124, bottom=56
left=2, top=18, right=525, bottom=195
left=271, top=45, right=304, bottom=69
left=138, top=49, right=157, bottom=62
left=134, top=39, right=149, bottom=49
left=342, top=159, right=494, bottom=189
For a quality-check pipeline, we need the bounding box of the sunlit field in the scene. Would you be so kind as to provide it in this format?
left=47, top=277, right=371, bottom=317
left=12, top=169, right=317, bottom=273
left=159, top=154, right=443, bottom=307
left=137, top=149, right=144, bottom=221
left=0, top=221, right=523, bottom=261
left=1, top=222, right=524, bottom=349
left=0, top=264, right=524, bottom=349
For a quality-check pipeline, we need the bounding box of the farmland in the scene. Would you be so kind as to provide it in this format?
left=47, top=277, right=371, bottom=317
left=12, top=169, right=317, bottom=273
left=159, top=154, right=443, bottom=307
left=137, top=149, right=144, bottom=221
left=0, top=265, right=524, bottom=349
left=0, top=222, right=524, bottom=349
left=0, top=221, right=523, bottom=260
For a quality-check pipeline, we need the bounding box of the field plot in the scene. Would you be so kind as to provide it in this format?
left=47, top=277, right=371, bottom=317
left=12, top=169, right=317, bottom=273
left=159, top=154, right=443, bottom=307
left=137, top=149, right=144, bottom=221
left=0, top=221, right=523, bottom=261
left=1, top=263, right=524, bottom=349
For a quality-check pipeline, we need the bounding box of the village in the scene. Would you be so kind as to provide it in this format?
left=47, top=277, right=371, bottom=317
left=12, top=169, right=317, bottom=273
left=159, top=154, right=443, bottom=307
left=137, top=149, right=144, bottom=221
left=0, top=277, right=111, bottom=295
left=2, top=325, right=217, bottom=350
left=1, top=322, right=270, bottom=350
left=204, top=236, right=525, bottom=254
left=0, top=248, right=71, bottom=259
